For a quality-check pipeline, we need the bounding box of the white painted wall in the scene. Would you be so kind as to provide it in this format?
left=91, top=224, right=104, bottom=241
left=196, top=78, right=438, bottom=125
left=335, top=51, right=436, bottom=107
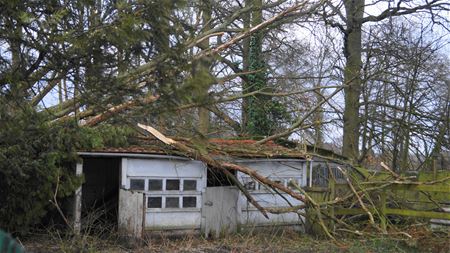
left=202, top=186, right=240, bottom=238
left=235, top=160, right=307, bottom=226
left=120, top=157, right=207, bottom=230
left=118, top=189, right=144, bottom=237
left=146, top=211, right=202, bottom=230
left=118, top=156, right=307, bottom=232
left=126, top=159, right=205, bottom=179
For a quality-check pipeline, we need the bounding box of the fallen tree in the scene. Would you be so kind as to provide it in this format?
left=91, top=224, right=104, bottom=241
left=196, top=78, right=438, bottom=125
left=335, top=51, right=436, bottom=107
left=137, top=123, right=450, bottom=242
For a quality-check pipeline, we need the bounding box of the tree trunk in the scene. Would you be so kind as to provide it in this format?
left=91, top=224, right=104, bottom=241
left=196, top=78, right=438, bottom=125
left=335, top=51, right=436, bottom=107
left=241, top=0, right=251, bottom=134
left=197, top=0, right=213, bottom=135
left=342, top=0, right=364, bottom=161
left=313, top=55, right=326, bottom=147
left=243, top=0, right=273, bottom=136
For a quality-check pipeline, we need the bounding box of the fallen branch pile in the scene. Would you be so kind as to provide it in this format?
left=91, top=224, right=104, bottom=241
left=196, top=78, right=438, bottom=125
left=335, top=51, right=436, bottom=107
left=137, top=123, right=450, bottom=242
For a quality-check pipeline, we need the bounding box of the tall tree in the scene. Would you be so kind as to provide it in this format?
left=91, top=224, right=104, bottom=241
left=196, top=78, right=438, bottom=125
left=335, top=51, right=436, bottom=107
left=196, top=0, right=214, bottom=135
left=322, top=0, right=449, bottom=161
left=242, top=0, right=289, bottom=137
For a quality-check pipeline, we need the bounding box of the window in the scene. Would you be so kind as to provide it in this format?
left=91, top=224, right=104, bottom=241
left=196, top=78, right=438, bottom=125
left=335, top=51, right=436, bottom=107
left=148, top=179, right=163, bottom=191
left=183, top=180, right=197, bottom=191
left=244, top=181, right=256, bottom=190
left=273, top=179, right=284, bottom=186
left=242, top=177, right=257, bottom=191
left=144, top=178, right=201, bottom=210
left=166, top=179, right=180, bottom=190
left=166, top=197, right=180, bottom=208
left=130, top=179, right=145, bottom=190
left=182, top=196, right=196, bottom=208
left=148, top=197, right=162, bottom=208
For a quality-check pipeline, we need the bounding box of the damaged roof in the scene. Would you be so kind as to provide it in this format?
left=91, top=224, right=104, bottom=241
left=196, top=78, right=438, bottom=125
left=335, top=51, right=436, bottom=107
left=80, top=137, right=310, bottom=159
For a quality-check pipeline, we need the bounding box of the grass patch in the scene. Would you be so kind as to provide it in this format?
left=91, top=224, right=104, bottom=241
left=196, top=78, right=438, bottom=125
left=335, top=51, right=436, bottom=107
left=21, top=226, right=449, bottom=253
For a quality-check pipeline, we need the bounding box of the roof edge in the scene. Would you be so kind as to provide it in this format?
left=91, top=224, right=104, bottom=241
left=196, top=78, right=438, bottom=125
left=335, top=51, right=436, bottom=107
left=77, top=152, right=191, bottom=160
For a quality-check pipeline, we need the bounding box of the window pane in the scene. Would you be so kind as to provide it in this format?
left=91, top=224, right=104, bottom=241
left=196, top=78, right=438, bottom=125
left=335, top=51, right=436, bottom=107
left=130, top=179, right=145, bottom=190
left=244, top=181, right=256, bottom=190
left=148, top=197, right=162, bottom=208
left=166, top=179, right=180, bottom=190
left=183, top=180, right=197, bottom=191
left=182, top=196, right=196, bottom=208
left=148, top=179, right=163, bottom=191
left=274, top=179, right=284, bottom=186
left=165, top=197, right=179, bottom=208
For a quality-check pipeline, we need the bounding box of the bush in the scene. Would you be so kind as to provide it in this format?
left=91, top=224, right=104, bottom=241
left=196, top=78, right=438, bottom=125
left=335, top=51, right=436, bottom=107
left=0, top=103, right=134, bottom=234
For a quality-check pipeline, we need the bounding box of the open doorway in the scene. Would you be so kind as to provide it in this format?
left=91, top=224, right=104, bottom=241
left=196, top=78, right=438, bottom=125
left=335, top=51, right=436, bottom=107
left=81, top=157, right=121, bottom=232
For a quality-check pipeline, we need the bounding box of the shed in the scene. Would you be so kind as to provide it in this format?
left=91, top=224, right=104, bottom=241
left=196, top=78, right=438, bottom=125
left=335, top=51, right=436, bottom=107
left=72, top=139, right=315, bottom=238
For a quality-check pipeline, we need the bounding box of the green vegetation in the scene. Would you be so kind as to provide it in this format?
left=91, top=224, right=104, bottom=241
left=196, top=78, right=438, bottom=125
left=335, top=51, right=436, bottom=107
left=0, top=102, right=134, bottom=233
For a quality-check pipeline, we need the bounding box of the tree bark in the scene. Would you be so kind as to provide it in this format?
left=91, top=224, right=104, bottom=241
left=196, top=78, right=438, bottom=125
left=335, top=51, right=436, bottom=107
left=342, top=0, right=364, bottom=161
left=197, top=0, right=213, bottom=135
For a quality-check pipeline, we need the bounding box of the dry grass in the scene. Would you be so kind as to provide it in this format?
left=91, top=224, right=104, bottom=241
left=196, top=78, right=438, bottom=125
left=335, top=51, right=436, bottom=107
left=21, top=225, right=449, bottom=253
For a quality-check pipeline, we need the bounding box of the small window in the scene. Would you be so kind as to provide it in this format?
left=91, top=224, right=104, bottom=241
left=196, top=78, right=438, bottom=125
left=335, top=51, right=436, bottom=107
left=166, top=179, right=180, bottom=190
left=148, top=179, right=163, bottom=191
left=273, top=179, right=284, bottom=186
left=183, top=180, right=197, bottom=191
left=244, top=181, right=256, bottom=190
left=182, top=196, right=196, bottom=208
left=165, top=197, right=179, bottom=208
left=130, top=179, right=145, bottom=190
left=148, top=197, right=162, bottom=208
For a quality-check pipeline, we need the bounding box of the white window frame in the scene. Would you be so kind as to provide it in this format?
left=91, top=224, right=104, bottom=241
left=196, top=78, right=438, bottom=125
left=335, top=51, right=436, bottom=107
left=143, top=177, right=201, bottom=211
left=128, top=177, right=147, bottom=191
left=240, top=176, right=303, bottom=193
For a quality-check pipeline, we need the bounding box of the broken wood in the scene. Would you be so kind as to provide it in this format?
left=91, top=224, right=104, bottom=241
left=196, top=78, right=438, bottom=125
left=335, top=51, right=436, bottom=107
left=82, top=95, right=159, bottom=127
left=135, top=123, right=450, bottom=240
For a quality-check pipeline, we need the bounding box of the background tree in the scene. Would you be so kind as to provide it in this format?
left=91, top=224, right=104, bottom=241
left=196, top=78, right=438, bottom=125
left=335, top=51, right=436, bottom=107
left=319, top=0, right=449, bottom=161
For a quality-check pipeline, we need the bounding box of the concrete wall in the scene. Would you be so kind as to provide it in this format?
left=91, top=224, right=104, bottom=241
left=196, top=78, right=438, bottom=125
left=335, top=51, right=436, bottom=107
left=235, top=160, right=307, bottom=227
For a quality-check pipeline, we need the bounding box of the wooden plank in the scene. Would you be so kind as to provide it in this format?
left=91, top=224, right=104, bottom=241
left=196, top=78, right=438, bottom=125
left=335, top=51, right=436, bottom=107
left=390, top=184, right=450, bottom=193
left=304, top=186, right=329, bottom=193
left=333, top=208, right=450, bottom=220
left=385, top=208, right=450, bottom=220
left=118, top=189, right=144, bottom=238
left=202, top=186, right=240, bottom=238
left=73, top=162, right=83, bottom=235
left=329, top=178, right=335, bottom=226
left=380, top=190, right=387, bottom=232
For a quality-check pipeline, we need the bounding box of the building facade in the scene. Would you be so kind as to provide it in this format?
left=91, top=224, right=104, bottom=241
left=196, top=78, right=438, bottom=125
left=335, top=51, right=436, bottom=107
left=74, top=143, right=311, bottom=238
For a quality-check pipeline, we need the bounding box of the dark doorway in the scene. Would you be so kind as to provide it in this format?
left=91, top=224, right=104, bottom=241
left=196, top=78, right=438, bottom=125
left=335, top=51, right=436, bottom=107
left=81, top=157, right=120, bottom=231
